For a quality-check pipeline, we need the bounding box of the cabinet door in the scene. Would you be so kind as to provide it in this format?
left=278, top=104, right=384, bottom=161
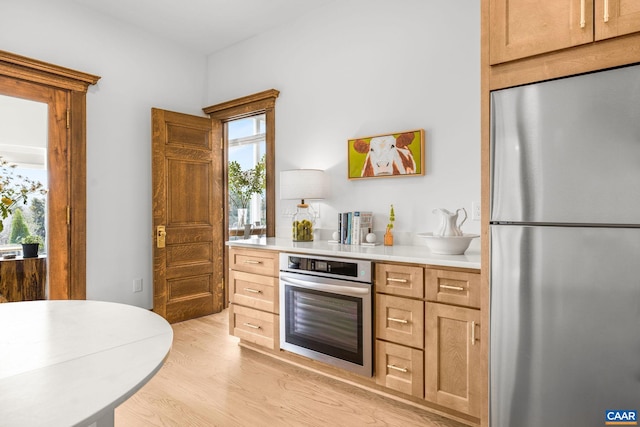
left=425, top=303, right=481, bottom=418
left=489, top=0, right=594, bottom=64
left=596, top=0, right=640, bottom=39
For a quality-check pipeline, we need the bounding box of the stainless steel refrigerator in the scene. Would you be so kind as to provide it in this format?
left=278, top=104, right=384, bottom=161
left=490, top=64, right=640, bottom=427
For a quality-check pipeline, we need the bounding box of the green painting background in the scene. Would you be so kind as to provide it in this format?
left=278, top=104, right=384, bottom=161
left=348, top=130, right=423, bottom=178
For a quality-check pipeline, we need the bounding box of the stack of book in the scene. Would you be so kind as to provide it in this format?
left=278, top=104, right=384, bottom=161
left=337, top=211, right=373, bottom=245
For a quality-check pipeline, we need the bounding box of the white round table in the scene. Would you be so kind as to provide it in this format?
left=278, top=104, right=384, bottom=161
left=0, top=300, right=173, bottom=427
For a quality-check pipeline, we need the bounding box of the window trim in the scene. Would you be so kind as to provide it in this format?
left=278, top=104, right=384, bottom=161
left=203, top=89, right=279, bottom=239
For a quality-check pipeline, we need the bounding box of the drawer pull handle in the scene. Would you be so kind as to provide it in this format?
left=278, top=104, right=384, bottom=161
left=580, top=0, right=586, bottom=28
left=244, top=260, right=262, bottom=264
left=244, top=288, right=262, bottom=294
left=440, top=284, right=465, bottom=291
left=387, top=364, right=408, bottom=373
left=387, top=317, right=408, bottom=324
left=386, top=278, right=408, bottom=283
left=243, top=322, right=261, bottom=329
left=604, top=0, right=610, bottom=22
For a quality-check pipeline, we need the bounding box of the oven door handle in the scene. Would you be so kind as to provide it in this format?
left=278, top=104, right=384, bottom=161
left=280, top=276, right=370, bottom=296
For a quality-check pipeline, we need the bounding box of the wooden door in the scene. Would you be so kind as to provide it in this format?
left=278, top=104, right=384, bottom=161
left=596, top=0, right=640, bottom=39
left=425, top=302, right=481, bottom=417
left=152, top=109, right=224, bottom=323
left=489, top=0, right=594, bottom=64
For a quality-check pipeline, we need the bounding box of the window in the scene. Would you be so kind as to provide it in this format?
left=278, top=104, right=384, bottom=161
left=203, top=89, right=279, bottom=241
left=227, top=114, right=266, bottom=238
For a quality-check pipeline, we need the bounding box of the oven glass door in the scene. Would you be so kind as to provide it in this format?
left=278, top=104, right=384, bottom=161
left=283, top=283, right=364, bottom=365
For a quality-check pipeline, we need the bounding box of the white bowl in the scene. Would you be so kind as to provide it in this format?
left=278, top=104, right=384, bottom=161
left=416, top=232, right=479, bottom=255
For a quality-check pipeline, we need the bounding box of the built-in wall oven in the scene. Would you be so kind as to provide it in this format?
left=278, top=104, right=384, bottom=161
left=279, top=253, right=373, bottom=377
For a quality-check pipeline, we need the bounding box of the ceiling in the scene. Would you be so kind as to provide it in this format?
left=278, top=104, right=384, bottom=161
left=71, top=0, right=334, bottom=55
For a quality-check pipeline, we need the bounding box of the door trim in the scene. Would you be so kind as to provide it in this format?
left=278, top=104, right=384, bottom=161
left=0, top=49, right=100, bottom=299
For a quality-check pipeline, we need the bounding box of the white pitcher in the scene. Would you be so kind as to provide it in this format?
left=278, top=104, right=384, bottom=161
left=433, top=208, right=467, bottom=237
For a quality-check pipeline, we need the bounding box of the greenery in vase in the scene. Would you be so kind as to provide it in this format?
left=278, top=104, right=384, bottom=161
left=228, top=155, right=266, bottom=210
left=0, top=156, right=47, bottom=233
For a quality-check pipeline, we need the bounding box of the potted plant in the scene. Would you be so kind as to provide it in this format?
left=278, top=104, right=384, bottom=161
left=20, top=234, right=44, bottom=258
left=0, top=156, right=47, bottom=233
left=228, top=155, right=266, bottom=227
left=384, top=204, right=395, bottom=246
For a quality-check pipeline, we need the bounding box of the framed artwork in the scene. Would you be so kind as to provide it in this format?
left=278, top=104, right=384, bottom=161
left=347, top=129, right=425, bottom=179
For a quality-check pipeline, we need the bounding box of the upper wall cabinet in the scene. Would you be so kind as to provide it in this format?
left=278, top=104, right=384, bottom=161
left=595, top=0, right=640, bottom=39
left=490, top=0, right=640, bottom=64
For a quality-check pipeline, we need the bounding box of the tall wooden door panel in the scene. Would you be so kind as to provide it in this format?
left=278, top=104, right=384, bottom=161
left=152, top=109, right=223, bottom=323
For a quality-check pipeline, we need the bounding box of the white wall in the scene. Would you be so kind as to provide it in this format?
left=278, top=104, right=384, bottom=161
left=0, top=0, right=208, bottom=308
left=207, top=0, right=481, bottom=243
left=0, top=0, right=480, bottom=309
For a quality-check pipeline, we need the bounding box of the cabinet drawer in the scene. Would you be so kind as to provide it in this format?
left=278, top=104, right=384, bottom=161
left=376, top=294, right=424, bottom=348
left=229, top=270, right=278, bottom=314
left=376, top=340, right=424, bottom=398
left=229, top=247, right=278, bottom=277
left=375, top=263, right=424, bottom=298
left=426, top=269, right=480, bottom=309
left=229, top=304, right=279, bottom=350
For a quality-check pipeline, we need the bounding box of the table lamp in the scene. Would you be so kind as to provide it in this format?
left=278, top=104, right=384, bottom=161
left=280, top=169, right=326, bottom=241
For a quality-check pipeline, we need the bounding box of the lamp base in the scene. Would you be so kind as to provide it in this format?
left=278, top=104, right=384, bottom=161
left=292, top=204, right=314, bottom=242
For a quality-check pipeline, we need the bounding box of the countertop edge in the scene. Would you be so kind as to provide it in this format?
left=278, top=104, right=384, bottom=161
left=226, top=238, right=481, bottom=270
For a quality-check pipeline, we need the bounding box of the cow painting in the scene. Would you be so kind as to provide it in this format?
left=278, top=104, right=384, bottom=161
left=353, top=132, right=417, bottom=177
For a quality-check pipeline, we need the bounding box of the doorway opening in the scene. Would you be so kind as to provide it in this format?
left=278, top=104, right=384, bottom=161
left=0, top=95, right=48, bottom=257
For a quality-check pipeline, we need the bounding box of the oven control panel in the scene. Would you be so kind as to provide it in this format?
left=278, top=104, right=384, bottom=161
left=280, top=253, right=372, bottom=283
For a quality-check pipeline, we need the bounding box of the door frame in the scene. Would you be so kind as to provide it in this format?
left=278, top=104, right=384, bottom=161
left=0, top=50, right=100, bottom=299
left=203, top=89, right=279, bottom=308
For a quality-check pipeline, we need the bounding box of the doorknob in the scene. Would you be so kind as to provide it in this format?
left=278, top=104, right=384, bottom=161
left=156, top=225, right=166, bottom=248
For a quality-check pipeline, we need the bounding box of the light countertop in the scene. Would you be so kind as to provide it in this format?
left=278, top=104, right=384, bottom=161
left=227, top=237, right=480, bottom=270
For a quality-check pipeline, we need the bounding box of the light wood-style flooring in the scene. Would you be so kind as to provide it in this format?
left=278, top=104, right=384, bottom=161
left=116, top=310, right=466, bottom=427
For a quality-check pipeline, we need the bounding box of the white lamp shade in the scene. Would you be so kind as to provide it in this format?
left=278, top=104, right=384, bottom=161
left=280, top=169, right=326, bottom=200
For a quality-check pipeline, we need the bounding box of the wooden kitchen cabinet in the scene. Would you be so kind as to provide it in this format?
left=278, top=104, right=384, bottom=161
left=375, top=262, right=424, bottom=298
left=595, top=0, right=640, bottom=40
left=376, top=293, right=424, bottom=349
left=424, top=267, right=481, bottom=418
left=489, top=0, right=640, bottom=64
left=228, top=247, right=279, bottom=350
left=376, top=340, right=424, bottom=398
left=374, top=262, right=425, bottom=398
left=426, top=268, right=480, bottom=309
left=425, top=302, right=481, bottom=418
